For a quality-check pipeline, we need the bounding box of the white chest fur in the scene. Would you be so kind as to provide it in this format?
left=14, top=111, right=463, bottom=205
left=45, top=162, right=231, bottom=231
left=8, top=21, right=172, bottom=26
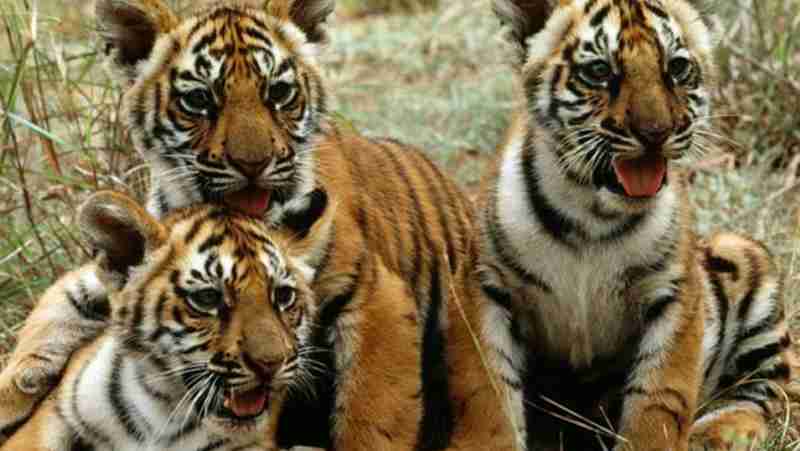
left=493, top=137, right=681, bottom=368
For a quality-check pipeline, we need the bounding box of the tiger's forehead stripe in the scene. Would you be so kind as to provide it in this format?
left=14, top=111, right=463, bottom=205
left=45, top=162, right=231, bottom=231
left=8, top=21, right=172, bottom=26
left=158, top=208, right=292, bottom=285
left=526, top=0, right=700, bottom=75
left=176, top=9, right=292, bottom=82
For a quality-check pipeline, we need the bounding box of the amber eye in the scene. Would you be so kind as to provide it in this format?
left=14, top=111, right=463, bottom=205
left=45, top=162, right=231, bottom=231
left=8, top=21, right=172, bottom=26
left=579, top=60, right=613, bottom=86
left=186, top=288, right=223, bottom=315
left=181, top=89, right=214, bottom=114
left=668, top=57, right=692, bottom=83
left=273, top=286, right=296, bottom=311
left=269, top=81, right=296, bottom=106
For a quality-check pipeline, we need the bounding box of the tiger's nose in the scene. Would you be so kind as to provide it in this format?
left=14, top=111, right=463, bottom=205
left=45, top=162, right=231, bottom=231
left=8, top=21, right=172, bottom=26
left=630, top=123, right=672, bottom=150
left=209, top=352, right=245, bottom=375
left=228, top=155, right=270, bottom=179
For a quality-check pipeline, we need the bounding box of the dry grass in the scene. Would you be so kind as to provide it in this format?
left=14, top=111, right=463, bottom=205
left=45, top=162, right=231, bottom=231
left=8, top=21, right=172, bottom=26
left=339, top=0, right=438, bottom=17
left=0, top=0, right=798, bottom=448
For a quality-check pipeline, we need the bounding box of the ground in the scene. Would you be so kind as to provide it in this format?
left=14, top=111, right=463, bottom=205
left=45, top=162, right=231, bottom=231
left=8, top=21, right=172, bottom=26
left=0, top=0, right=798, bottom=448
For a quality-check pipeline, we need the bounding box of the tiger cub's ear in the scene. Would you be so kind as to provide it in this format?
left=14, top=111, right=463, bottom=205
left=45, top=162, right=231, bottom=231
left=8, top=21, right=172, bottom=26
left=493, top=0, right=558, bottom=63
left=78, top=191, right=167, bottom=289
left=266, top=0, right=335, bottom=43
left=95, top=0, right=178, bottom=82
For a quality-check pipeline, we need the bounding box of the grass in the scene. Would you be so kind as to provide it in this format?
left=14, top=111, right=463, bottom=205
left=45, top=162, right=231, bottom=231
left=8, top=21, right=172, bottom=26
left=0, top=0, right=798, bottom=448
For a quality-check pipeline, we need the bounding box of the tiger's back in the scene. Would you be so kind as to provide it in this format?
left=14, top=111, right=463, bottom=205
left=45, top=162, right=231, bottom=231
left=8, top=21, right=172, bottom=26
left=278, top=132, right=518, bottom=451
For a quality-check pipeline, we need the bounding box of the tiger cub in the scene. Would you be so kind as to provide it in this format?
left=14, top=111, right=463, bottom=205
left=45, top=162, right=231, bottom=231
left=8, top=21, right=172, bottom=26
left=0, top=1, right=517, bottom=450
left=1, top=191, right=326, bottom=451
left=478, top=1, right=797, bottom=450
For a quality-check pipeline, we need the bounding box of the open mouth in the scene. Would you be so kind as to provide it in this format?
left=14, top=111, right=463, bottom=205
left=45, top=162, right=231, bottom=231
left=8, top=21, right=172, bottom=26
left=211, top=385, right=270, bottom=424
left=595, top=154, right=668, bottom=199
left=223, top=188, right=272, bottom=217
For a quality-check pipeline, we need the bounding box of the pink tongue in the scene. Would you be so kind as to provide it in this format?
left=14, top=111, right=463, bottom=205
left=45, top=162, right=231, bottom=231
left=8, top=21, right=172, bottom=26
left=612, top=155, right=667, bottom=198
left=224, top=188, right=271, bottom=217
left=225, top=388, right=267, bottom=417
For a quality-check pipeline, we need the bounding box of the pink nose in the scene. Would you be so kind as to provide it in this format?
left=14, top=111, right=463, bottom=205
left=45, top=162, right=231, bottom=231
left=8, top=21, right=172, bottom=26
left=229, top=156, right=270, bottom=178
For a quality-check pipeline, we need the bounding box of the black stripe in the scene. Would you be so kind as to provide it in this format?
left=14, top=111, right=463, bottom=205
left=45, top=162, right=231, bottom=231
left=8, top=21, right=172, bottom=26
left=276, top=261, right=363, bottom=449
left=377, top=143, right=426, bottom=293
left=281, top=188, right=328, bottom=240
left=66, top=287, right=110, bottom=322
left=109, top=354, right=150, bottom=439
left=590, top=5, right=612, bottom=27
left=597, top=213, right=647, bottom=242
left=736, top=250, right=761, bottom=323
left=403, top=144, right=459, bottom=272
left=704, top=273, right=729, bottom=379
left=485, top=197, right=552, bottom=292
left=184, top=214, right=209, bottom=245
left=69, top=358, right=114, bottom=446
left=704, top=253, right=739, bottom=280
left=0, top=413, right=27, bottom=438
left=481, top=283, right=513, bottom=311
left=195, top=439, right=227, bottom=451
left=643, top=294, right=677, bottom=325
left=735, top=342, right=782, bottom=376
left=520, top=134, right=583, bottom=249
left=198, top=233, right=225, bottom=254
left=415, top=264, right=453, bottom=451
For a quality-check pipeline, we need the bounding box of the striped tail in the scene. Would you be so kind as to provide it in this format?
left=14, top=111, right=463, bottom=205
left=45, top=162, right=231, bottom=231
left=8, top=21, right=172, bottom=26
left=693, top=233, right=798, bottom=447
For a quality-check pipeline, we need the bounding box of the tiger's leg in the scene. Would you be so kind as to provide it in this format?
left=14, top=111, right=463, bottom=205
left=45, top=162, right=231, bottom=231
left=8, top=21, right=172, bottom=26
left=691, top=234, right=798, bottom=451
left=0, top=264, right=108, bottom=437
left=451, top=280, right=527, bottom=451
left=329, top=261, right=423, bottom=451
left=0, top=391, right=72, bottom=451
left=613, top=278, right=705, bottom=451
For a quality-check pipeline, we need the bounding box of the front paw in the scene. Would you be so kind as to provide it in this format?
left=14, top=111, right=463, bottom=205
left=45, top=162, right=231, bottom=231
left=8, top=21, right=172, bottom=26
left=690, top=422, right=766, bottom=451
left=0, top=355, right=61, bottom=434
left=13, top=362, right=58, bottom=395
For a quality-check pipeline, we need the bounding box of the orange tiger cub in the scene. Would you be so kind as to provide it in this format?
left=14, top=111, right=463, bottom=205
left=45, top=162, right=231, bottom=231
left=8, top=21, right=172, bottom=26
left=0, top=1, right=518, bottom=450
left=2, top=191, right=326, bottom=451
left=478, top=1, right=797, bottom=450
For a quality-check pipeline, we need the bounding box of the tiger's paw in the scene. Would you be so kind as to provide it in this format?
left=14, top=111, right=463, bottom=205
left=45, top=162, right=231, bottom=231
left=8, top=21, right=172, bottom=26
left=0, top=356, right=61, bottom=435
left=690, top=408, right=767, bottom=451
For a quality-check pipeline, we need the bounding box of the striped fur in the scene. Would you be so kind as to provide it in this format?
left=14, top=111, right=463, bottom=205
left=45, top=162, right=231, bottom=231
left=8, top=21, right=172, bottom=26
left=276, top=135, right=518, bottom=451
left=480, top=1, right=797, bottom=450
left=0, top=1, right=518, bottom=450
left=0, top=3, right=332, bottom=434
left=2, top=192, right=321, bottom=451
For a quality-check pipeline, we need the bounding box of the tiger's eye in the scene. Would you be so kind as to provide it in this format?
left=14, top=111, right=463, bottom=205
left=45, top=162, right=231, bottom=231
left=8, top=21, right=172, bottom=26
left=273, top=286, right=296, bottom=311
left=269, top=81, right=294, bottom=105
left=181, top=89, right=213, bottom=113
left=187, top=288, right=223, bottom=314
left=668, top=57, right=691, bottom=82
left=580, top=61, right=613, bottom=85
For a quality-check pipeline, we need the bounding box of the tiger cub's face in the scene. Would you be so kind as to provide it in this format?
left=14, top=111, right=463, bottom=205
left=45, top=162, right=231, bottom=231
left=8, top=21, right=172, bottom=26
left=96, top=0, right=333, bottom=218
left=80, top=192, right=320, bottom=434
left=500, top=0, right=715, bottom=210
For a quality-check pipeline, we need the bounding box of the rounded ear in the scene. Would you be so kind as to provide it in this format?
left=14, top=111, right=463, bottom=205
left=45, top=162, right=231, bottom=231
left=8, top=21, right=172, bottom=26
left=493, top=0, right=558, bottom=64
left=266, top=0, right=335, bottom=43
left=78, top=191, right=167, bottom=287
left=95, top=0, right=178, bottom=83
